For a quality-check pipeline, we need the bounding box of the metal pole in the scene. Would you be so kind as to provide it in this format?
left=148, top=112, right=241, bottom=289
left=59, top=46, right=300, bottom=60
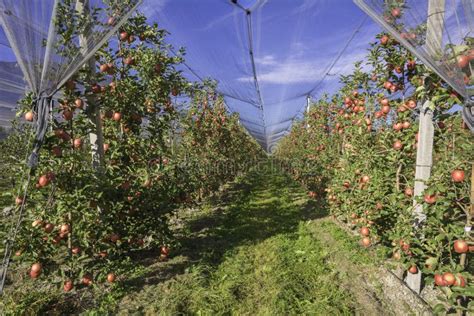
left=306, top=95, right=310, bottom=128
left=407, top=0, right=445, bottom=294
left=77, top=0, right=105, bottom=169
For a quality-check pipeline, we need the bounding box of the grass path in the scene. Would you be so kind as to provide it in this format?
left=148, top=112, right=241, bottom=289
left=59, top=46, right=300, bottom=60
left=95, top=165, right=392, bottom=315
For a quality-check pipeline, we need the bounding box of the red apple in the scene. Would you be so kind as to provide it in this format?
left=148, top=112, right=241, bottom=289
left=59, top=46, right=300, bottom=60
left=434, top=274, right=446, bottom=286
left=451, top=169, right=465, bottom=183
left=360, top=227, right=370, bottom=236
left=361, top=237, right=371, bottom=247
left=393, top=140, right=403, bottom=150
left=73, top=138, right=82, bottom=149
left=107, top=273, right=116, bottom=283
left=24, top=111, right=34, bottom=122
left=113, top=112, right=122, bottom=122
left=443, top=272, right=456, bottom=286
left=64, top=280, right=74, bottom=292
left=457, top=55, right=469, bottom=68
left=391, top=7, right=401, bottom=17
left=453, top=240, right=468, bottom=253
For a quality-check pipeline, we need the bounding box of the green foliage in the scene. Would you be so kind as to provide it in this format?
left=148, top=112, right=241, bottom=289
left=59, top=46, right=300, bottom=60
left=275, top=32, right=473, bottom=312
left=0, top=9, right=261, bottom=308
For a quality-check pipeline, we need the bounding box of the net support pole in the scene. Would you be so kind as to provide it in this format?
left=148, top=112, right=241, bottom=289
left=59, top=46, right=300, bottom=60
left=77, top=0, right=105, bottom=170
left=306, top=95, right=310, bottom=128
left=407, top=0, right=445, bottom=294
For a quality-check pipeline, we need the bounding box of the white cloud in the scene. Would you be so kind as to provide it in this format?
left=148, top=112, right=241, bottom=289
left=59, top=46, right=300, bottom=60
left=254, top=55, right=277, bottom=66
left=139, top=0, right=169, bottom=16
left=238, top=49, right=368, bottom=84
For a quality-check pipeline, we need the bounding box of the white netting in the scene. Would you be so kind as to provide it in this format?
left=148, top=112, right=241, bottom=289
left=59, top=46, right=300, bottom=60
left=141, top=0, right=380, bottom=150
left=0, top=0, right=142, bottom=164
left=354, top=0, right=473, bottom=98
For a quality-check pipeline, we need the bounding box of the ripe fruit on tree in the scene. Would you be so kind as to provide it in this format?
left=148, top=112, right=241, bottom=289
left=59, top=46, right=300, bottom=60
left=38, top=175, right=50, bottom=187
left=361, top=237, right=371, bottom=247
left=82, top=274, right=93, bottom=286
left=457, top=55, right=469, bottom=68
left=382, top=105, right=390, bottom=114
left=99, top=64, right=109, bottom=73
left=361, top=175, right=370, bottom=183
left=360, top=227, right=370, bottom=236
left=44, top=223, right=55, bottom=233
left=60, top=224, right=71, bottom=234
left=113, top=112, right=122, bottom=122
left=160, top=246, right=170, bottom=256
left=72, top=246, right=81, bottom=255
left=423, top=194, right=436, bottom=204
left=451, top=169, right=465, bottom=183
left=442, top=272, right=456, bottom=286
left=62, top=110, right=73, bottom=121
left=107, top=273, right=116, bottom=283
left=454, top=275, right=466, bottom=287
left=107, top=16, right=115, bottom=26
left=73, top=138, right=82, bottom=149
left=124, top=57, right=134, bottom=65
left=453, top=240, right=468, bottom=253
left=30, top=270, right=41, bottom=279
left=404, top=187, right=413, bottom=197
left=391, top=7, right=401, bottom=18
left=64, top=280, right=74, bottom=292
left=408, top=265, right=418, bottom=274
left=407, top=100, right=416, bottom=109
left=380, top=35, right=389, bottom=45
left=434, top=274, right=446, bottom=286
left=24, top=111, right=34, bottom=122
left=119, top=31, right=128, bottom=41
left=393, top=140, right=403, bottom=150
left=31, top=263, right=42, bottom=273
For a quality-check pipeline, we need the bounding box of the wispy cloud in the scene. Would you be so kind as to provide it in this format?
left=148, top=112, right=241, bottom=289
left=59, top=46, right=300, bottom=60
left=139, top=0, right=169, bottom=16
left=238, top=50, right=368, bottom=84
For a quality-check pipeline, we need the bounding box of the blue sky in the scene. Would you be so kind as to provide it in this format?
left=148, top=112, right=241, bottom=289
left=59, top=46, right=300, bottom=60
left=140, top=0, right=382, bottom=149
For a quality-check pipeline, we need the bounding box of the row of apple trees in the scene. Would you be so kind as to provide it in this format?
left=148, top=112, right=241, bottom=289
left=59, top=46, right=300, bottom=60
left=275, top=33, right=473, bottom=312
left=0, top=10, right=262, bottom=295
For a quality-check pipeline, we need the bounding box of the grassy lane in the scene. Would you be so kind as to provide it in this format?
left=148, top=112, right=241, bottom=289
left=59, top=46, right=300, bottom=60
left=112, top=165, right=364, bottom=315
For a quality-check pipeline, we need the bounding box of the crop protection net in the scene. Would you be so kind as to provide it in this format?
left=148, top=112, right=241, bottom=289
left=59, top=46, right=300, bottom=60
left=0, top=0, right=472, bottom=150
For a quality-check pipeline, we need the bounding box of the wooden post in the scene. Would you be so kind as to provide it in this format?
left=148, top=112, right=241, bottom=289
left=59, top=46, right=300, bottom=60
left=77, top=0, right=105, bottom=169
left=406, top=0, right=445, bottom=294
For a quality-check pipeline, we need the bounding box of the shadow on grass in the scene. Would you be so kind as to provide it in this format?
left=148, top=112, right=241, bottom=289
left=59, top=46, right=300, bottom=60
left=122, top=164, right=328, bottom=293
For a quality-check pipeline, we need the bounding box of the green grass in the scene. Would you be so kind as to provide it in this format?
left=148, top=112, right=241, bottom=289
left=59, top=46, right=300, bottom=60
left=109, top=165, right=359, bottom=315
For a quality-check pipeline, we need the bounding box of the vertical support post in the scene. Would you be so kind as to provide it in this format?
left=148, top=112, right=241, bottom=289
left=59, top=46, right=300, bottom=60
left=306, top=95, right=310, bottom=128
left=406, top=0, right=445, bottom=293
left=77, top=0, right=104, bottom=169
